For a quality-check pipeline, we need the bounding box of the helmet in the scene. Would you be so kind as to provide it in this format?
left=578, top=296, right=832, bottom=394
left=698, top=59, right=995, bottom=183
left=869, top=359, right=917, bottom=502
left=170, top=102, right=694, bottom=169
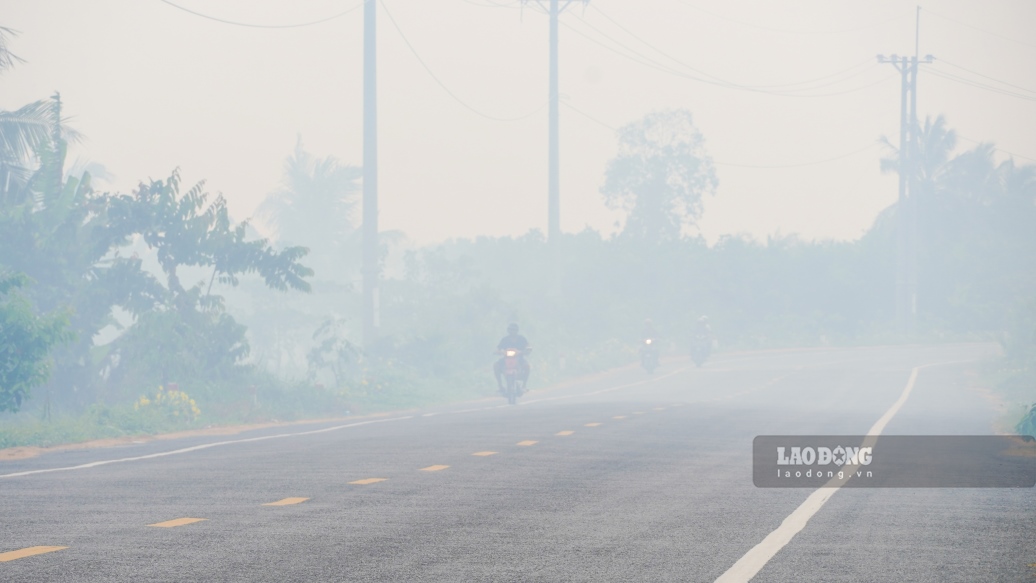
left=698, top=315, right=709, bottom=323
left=507, top=323, right=519, bottom=334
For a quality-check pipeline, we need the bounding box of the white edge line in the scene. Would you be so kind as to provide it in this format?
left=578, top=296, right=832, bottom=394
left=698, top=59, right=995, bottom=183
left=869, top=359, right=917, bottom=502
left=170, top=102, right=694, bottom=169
left=712, top=361, right=956, bottom=583
left=0, top=415, right=413, bottom=479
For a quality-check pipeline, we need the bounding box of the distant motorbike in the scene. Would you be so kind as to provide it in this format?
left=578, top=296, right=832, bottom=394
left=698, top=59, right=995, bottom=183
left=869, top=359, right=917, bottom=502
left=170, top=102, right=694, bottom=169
left=690, top=334, right=711, bottom=367
left=640, top=338, right=659, bottom=373
left=498, top=348, right=529, bottom=405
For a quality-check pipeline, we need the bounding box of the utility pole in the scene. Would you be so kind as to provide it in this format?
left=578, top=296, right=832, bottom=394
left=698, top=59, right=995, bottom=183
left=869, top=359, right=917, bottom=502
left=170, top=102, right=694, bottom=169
left=878, top=7, right=933, bottom=336
left=523, top=0, right=588, bottom=244
left=362, top=0, right=379, bottom=349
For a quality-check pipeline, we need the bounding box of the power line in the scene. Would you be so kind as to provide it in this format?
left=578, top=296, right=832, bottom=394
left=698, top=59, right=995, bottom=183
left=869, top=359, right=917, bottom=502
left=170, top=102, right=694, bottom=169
left=588, top=5, right=880, bottom=91
left=157, top=0, right=364, bottom=29
left=922, top=7, right=1036, bottom=50
left=938, top=59, right=1036, bottom=96
left=712, top=141, right=881, bottom=169
left=560, top=101, right=615, bottom=131
left=924, top=68, right=1036, bottom=103
left=957, top=135, right=1036, bottom=164
left=561, top=18, right=897, bottom=98
left=379, top=0, right=547, bottom=122
left=674, top=0, right=909, bottom=36
left=575, top=7, right=728, bottom=85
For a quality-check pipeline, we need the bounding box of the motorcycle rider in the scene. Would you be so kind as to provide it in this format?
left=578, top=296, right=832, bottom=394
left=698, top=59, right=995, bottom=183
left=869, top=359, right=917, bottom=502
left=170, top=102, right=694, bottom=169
left=640, top=318, right=659, bottom=353
left=640, top=318, right=660, bottom=371
left=693, top=315, right=712, bottom=339
left=494, top=323, right=531, bottom=391
left=691, top=315, right=713, bottom=347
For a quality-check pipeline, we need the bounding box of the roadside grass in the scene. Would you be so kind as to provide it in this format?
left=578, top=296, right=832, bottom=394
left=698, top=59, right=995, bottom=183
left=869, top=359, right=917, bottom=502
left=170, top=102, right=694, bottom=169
left=982, top=355, right=1036, bottom=437
left=0, top=342, right=641, bottom=451
left=10, top=336, right=1001, bottom=452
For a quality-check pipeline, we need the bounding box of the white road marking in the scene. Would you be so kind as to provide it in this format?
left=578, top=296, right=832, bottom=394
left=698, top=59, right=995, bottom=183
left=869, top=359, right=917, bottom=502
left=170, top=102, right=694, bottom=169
left=0, top=416, right=414, bottom=479
left=713, top=363, right=949, bottom=583
left=1, top=347, right=851, bottom=480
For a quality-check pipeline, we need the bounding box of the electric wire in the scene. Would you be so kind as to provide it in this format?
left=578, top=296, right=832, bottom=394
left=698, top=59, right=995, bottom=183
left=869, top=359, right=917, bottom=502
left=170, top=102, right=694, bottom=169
left=561, top=18, right=896, bottom=98
left=674, top=0, right=909, bottom=36
left=157, top=0, right=364, bottom=29
left=924, top=68, right=1036, bottom=103
left=591, top=4, right=878, bottom=90
left=938, top=59, right=1036, bottom=96
left=922, top=7, right=1036, bottom=50
left=379, top=0, right=547, bottom=122
left=712, top=141, right=882, bottom=169
left=560, top=101, right=616, bottom=131
left=957, top=135, right=1036, bottom=164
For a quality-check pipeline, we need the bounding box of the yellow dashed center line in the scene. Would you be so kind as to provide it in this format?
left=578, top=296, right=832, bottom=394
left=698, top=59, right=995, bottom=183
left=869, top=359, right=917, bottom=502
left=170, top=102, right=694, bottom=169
left=349, top=478, right=387, bottom=485
left=148, top=517, right=207, bottom=528
left=653, top=407, right=665, bottom=411
left=0, top=546, right=67, bottom=562
left=262, top=497, right=309, bottom=506
left=516, top=440, right=538, bottom=446
left=420, top=465, right=450, bottom=472
left=584, top=422, right=602, bottom=427
left=612, top=415, right=627, bottom=420
left=633, top=411, right=645, bottom=415
left=472, top=451, right=498, bottom=456
left=556, top=430, right=575, bottom=436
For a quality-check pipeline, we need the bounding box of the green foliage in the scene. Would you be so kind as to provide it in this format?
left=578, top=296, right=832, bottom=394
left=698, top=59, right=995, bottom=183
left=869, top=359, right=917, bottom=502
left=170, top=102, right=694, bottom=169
left=0, top=273, right=70, bottom=412
left=602, top=109, right=718, bottom=243
left=1017, top=404, right=1036, bottom=438
left=111, top=170, right=313, bottom=300
left=306, top=317, right=359, bottom=388
left=257, top=138, right=362, bottom=280
left=105, top=304, right=250, bottom=402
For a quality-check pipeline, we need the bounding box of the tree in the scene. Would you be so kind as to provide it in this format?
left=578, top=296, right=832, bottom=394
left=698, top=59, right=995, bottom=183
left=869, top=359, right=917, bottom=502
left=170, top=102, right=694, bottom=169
left=100, top=171, right=315, bottom=397
left=0, top=29, right=83, bottom=197
left=0, top=273, right=70, bottom=412
left=0, top=101, right=160, bottom=408
left=112, top=170, right=313, bottom=303
left=257, top=138, right=361, bottom=280
left=601, top=110, right=718, bottom=243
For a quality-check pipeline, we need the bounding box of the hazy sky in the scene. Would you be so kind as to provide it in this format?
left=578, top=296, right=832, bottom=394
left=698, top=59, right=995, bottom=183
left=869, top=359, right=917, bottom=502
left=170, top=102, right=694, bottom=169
left=4, top=0, right=1035, bottom=245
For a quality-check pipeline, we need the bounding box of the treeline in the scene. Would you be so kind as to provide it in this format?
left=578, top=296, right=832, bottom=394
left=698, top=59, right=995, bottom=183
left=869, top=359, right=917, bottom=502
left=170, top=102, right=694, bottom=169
left=1, top=71, right=1033, bottom=431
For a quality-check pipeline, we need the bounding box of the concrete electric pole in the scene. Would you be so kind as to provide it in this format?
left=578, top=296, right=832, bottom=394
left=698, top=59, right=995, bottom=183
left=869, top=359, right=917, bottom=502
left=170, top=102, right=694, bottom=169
left=362, top=0, right=379, bottom=349
left=878, top=7, right=933, bottom=336
left=523, top=0, right=589, bottom=244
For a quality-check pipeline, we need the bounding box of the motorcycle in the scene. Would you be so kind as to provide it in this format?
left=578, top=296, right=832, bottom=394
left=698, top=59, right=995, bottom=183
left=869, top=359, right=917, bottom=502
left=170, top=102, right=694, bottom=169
left=640, top=338, right=659, bottom=373
left=690, top=334, right=711, bottom=367
left=498, top=348, right=529, bottom=405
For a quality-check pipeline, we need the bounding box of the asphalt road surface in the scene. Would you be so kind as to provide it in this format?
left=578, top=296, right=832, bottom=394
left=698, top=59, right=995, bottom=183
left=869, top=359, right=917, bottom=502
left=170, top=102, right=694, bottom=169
left=2, top=344, right=1034, bottom=582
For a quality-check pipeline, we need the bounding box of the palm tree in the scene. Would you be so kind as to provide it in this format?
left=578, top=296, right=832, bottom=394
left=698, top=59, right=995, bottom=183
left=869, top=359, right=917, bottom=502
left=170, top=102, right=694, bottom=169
left=0, top=28, right=81, bottom=197
left=257, top=138, right=361, bottom=280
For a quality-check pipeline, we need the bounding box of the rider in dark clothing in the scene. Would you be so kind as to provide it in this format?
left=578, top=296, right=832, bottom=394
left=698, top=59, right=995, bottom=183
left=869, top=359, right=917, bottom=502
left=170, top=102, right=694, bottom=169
left=494, top=323, right=530, bottom=390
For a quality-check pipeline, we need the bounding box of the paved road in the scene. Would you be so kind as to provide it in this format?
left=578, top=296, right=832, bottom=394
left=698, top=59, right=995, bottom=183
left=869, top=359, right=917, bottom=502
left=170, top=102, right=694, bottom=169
left=1, top=344, right=1033, bottom=582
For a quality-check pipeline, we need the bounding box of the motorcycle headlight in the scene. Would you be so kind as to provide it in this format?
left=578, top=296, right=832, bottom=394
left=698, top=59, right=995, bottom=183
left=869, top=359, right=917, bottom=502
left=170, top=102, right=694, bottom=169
left=506, top=350, right=517, bottom=357
left=645, top=339, right=652, bottom=345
